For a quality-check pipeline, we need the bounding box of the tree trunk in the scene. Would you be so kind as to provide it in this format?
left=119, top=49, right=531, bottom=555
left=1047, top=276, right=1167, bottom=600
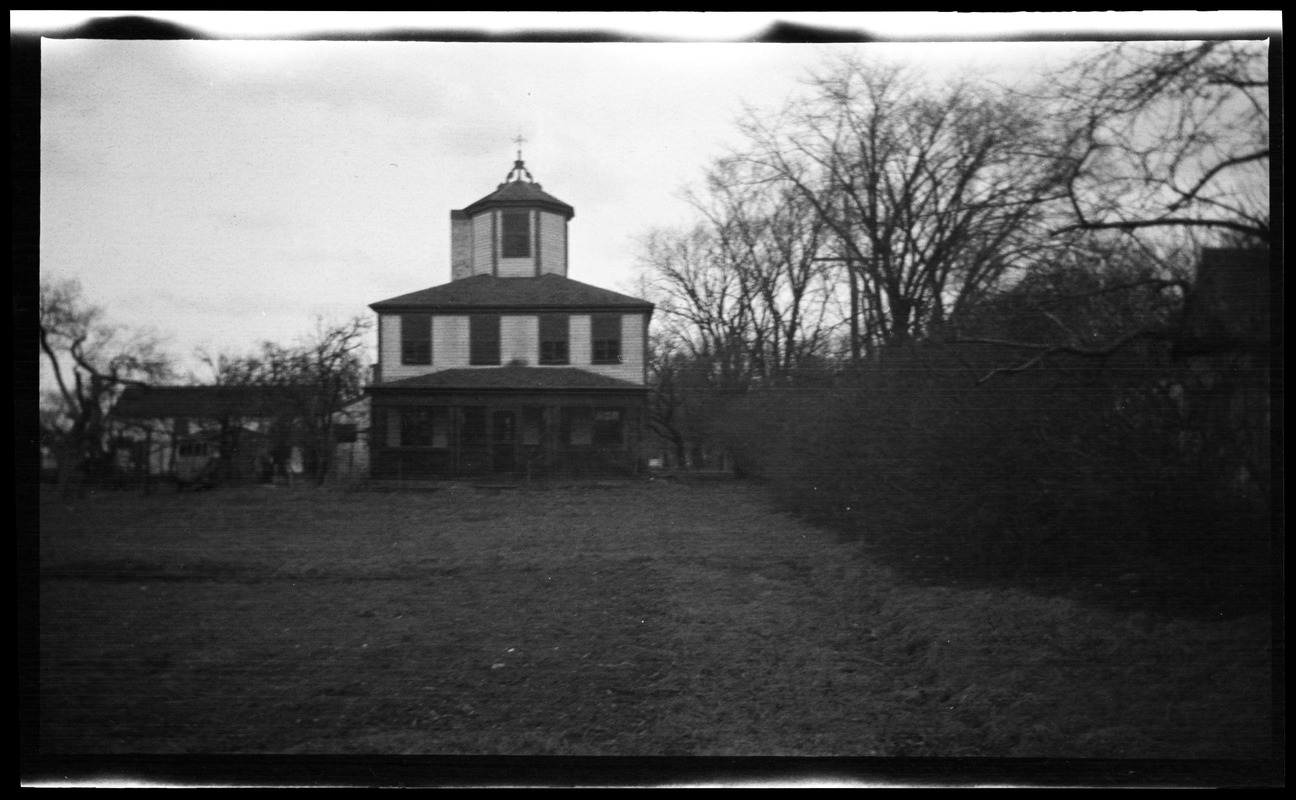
left=55, top=443, right=85, bottom=498
left=673, top=437, right=688, bottom=470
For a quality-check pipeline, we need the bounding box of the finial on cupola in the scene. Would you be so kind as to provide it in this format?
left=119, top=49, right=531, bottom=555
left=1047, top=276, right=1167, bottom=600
left=504, top=133, right=535, bottom=185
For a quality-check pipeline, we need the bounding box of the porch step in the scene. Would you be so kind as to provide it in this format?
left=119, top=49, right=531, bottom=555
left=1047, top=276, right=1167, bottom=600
left=649, top=469, right=736, bottom=483
left=354, top=479, right=442, bottom=493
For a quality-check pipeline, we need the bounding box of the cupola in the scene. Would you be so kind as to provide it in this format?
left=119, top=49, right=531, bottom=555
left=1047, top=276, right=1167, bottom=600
left=450, top=148, right=574, bottom=281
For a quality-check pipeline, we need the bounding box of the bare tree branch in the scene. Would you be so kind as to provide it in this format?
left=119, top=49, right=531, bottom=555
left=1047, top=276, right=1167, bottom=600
left=39, top=278, right=174, bottom=493
left=1040, top=41, right=1270, bottom=245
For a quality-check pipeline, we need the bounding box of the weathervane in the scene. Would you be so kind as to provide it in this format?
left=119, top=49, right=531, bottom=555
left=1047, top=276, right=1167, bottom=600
left=505, top=133, right=534, bottom=183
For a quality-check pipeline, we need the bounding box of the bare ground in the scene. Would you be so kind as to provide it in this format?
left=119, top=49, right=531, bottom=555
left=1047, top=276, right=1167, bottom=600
left=37, top=480, right=1274, bottom=757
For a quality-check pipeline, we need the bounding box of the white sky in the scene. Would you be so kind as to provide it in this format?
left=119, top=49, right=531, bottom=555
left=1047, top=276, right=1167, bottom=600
left=32, top=11, right=1279, bottom=378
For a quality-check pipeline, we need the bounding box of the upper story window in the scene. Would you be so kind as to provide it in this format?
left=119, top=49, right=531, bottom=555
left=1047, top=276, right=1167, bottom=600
left=539, top=314, right=570, bottom=365
left=401, top=314, right=432, bottom=365
left=470, top=314, right=501, bottom=365
left=501, top=210, right=531, bottom=258
left=591, top=314, right=622, bottom=364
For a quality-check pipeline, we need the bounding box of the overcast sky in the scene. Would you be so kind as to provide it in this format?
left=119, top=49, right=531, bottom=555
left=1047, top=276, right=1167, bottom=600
left=32, top=12, right=1278, bottom=378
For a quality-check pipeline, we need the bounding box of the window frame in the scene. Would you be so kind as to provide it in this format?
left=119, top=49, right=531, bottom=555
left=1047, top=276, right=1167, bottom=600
left=562, top=406, right=594, bottom=446
left=521, top=405, right=546, bottom=446
left=591, top=313, right=622, bottom=365
left=501, top=210, right=531, bottom=258
left=469, top=314, right=501, bottom=366
left=539, top=313, right=570, bottom=365
left=399, top=407, right=434, bottom=448
left=400, top=313, right=432, bottom=366
left=592, top=407, right=624, bottom=447
left=460, top=406, right=488, bottom=447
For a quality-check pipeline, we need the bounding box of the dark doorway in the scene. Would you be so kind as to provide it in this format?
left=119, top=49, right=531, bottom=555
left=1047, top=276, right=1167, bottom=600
left=492, top=409, right=516, bottom=473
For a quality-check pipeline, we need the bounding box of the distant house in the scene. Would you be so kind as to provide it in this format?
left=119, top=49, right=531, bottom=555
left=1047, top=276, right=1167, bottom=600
left=366, top=155, right=654, bottom=479
left=1175, top=247, right=1273, bottom=491
left=329, top=395, right=371, bottom=480
left=112, top=384, right=301, bottom=484
left=1180, top=247, right=1271, bottom=357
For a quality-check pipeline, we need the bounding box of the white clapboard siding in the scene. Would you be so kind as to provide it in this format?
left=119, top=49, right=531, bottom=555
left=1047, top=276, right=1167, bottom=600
left=578, top=313, right=645, bottom=383
left=450, top=214, right=474, bottom=280
left=566, top=313, right=645, bottom=383
left=381, top=313, right=438, bottom=381
left=497, top=257, right=533, bottom=278
left=381, top=312, right=646, bottom=384
left=377, top=314, right=416, bottom=381
left=539, top=210, right=567, bottom=276
left=433, top=315, right=469, bottom=367
left=569, top=314, right=592, bottom=366
left=501, top=315, right=538, bottom=364
left=471, top=213, right=493, bottom=277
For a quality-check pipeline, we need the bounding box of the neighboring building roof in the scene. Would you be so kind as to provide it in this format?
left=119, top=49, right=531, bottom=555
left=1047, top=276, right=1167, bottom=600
left=374, top=366, right=646, bottom=391
left=460, top=173, right=575, bottom=219
left=370, top=273, right=654, bottom=313
left=114, top=384, right=302, bottom=419
left=1182, top=247, right=1271, bottom=354
left=1197, top=247, right=1269, bottom=307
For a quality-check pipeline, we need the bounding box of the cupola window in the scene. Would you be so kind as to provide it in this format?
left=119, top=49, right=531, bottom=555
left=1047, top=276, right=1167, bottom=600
left=501, top=210, right=531, bottom=258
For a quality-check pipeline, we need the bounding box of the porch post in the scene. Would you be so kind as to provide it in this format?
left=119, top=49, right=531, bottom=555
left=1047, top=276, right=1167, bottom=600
left=144, top=427, right=153, bottom=494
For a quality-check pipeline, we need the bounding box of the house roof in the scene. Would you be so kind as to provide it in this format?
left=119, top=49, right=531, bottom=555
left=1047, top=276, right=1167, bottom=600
left=370, top=273, right=654, bottom=313
left=114, top=384, right=301, bottom=419
left=460, top=174, right=575, bottom=219
left=1199, top=248, right=1268, bottom=283
left=1183, top=247, right=1270, bottom=349
left=374, top=366, right=646, bottom=391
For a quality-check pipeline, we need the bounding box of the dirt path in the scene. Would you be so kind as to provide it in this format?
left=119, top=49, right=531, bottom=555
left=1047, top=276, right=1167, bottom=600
left=38, top=481, right=1272, bottom=757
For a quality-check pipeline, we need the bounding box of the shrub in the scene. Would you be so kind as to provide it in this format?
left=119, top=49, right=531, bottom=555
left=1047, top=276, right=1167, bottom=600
left=716, top=341, right=1270, bottom=606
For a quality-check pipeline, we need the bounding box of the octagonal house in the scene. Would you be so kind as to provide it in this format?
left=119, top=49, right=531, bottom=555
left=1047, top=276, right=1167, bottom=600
left=367, top=157, right=654, bottom=479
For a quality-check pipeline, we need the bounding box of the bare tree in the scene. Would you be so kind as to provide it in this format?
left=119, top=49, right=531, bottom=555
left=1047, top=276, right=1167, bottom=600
left=952, top=236, right=1195, bottom=382
left=639, top=224, right=755, bottom=389
left=293, top=316, right=372, bottom=484
left=736, top=57, right=1069, bottom=349
left=202, top=316, right=372, bottom=485
left=1042, top=40, right=1270, bottom=245
left=39, top=278, right=172, bottom=494
left=640, top=166, right=840, bottom=387
left=687, top=163, right=840, bottom=384
left=948, top=41, right=1271, bottom=379
left=644, top=332, right=697, bottom=468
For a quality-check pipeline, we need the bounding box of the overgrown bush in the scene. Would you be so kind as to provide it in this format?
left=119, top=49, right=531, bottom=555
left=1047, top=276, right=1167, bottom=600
left=718, top=341, right=1270, bottom=610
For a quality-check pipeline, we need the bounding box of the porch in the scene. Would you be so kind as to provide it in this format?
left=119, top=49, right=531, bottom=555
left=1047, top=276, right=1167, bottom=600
left=370, top=395, right=646, bottom=480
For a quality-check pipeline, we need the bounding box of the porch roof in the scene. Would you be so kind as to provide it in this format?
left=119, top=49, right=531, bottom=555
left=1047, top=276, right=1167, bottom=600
left=370, top=274, right=654, bottom=313
left=374, top=366, right=646, bottom=391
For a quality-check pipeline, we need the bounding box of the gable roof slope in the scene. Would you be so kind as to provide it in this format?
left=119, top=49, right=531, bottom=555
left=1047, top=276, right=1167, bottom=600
left=370, top=273, right=654, bottom=313
left=114, top=384, right=304, bottom=420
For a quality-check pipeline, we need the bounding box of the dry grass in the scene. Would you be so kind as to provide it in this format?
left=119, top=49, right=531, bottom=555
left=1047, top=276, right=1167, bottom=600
left=38, top=480, right=1273, bottom=757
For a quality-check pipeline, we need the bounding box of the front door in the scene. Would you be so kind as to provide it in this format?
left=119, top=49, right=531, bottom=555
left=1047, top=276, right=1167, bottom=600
left=491, top=410, right=516, bottom=473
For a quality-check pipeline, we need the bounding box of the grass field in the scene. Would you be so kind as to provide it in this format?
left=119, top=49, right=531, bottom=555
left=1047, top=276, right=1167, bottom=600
left=37, top=479, right=1274, bottom=757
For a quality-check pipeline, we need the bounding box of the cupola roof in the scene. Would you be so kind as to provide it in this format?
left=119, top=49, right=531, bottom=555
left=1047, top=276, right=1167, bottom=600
left=460, top=155, right=575, bottom=219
